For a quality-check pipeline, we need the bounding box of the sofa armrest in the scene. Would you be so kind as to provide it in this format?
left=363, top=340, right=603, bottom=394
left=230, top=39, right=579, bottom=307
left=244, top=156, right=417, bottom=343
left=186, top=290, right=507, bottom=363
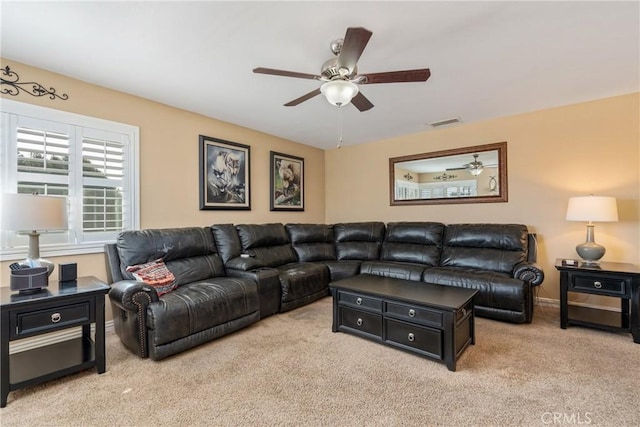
left=227, top=268, right=281, bottom=318
left=108, top=280, right=159, bottom=358
left=226, top=255, right=265, bottom=271
left=109, top=280, right=160, bottom=310
left=513, top=262, right=544, bottom=287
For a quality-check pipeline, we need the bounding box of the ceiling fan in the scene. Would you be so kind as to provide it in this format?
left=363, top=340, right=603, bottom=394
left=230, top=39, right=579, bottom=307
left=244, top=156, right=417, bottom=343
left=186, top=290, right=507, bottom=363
left=447, top=154, right=497, bottom=176
left=253, top=27, right=431, bottom=111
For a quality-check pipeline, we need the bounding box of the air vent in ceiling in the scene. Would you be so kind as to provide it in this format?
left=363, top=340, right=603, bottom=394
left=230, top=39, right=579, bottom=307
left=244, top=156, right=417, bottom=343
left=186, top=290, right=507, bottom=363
left=428, top=117, right=462, bottom=128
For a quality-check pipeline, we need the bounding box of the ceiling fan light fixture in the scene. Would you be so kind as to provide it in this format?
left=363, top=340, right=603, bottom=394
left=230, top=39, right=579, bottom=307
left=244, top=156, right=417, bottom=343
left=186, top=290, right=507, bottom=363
left=321, top=80, right=359, bottom=106
left=468, top=167, right=484, bottom=176
left=466, top=154, right=484, bottom=176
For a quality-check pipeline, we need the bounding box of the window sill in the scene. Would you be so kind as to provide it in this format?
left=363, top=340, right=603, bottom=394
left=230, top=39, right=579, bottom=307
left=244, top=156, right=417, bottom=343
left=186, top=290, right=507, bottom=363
left=0, top=243, right=108, bottom=262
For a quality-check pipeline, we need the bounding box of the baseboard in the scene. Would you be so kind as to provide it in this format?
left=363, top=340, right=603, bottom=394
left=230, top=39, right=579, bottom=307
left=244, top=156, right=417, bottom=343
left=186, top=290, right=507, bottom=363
left=536, top=297, right=559, bottom=308
left=536, top=297, right=621, bottom=312
left=9, top=320, right=115, bottom=355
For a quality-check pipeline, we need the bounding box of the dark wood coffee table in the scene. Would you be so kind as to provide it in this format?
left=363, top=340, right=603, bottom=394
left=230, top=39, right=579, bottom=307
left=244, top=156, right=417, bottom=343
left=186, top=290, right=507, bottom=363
left=330, top=274, right=477, bottom=371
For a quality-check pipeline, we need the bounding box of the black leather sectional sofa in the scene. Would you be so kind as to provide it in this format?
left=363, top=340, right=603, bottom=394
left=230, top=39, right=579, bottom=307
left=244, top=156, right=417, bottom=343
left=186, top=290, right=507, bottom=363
left=105, top=222, right=544, bottom=360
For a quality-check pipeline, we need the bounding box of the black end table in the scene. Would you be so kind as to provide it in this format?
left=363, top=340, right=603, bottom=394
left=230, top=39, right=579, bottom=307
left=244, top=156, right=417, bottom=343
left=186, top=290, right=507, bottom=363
left=1, top=276, right=110, bottom=407
left=555, top=259, right=640, bottom=343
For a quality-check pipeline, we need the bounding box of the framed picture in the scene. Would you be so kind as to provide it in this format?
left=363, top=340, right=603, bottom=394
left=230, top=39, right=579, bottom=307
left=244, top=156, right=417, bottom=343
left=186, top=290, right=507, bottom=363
left=199, top=135, right=250, bottom=210
left=270, top=151, right=304, bottom=211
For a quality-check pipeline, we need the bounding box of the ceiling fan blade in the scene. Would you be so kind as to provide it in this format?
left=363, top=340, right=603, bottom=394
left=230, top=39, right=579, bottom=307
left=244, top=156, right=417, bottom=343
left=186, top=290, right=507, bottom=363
left=359, top=69, right=431, bottom=84
left=253, top=67, right=321, bottom=80
left=351, top=92, right=374, bottom=112
left=447, top=163, right=497, bottom=171
left=284, top=88, right=322, bottom=106
left=336, top=27, right=373, bottom=74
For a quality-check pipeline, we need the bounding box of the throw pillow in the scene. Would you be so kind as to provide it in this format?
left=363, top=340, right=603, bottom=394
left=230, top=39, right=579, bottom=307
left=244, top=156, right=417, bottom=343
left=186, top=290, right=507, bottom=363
left=126, top=259, right=177, bottom=296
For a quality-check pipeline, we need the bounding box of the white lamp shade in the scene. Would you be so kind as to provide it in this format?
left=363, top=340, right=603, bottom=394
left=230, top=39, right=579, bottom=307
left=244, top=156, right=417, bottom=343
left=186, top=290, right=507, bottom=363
left=1, top=193, right=68, bottom=231
left=566, top=195, right=618, bottom=222
left=320, top=80, right=359, bottom=106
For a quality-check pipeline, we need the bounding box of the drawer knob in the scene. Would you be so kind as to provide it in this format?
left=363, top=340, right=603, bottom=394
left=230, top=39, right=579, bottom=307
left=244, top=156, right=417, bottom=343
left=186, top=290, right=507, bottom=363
left=462, top=308, right=467, bottom=317
left=356, top=297, right=362, bottom=305
left=408, top=309, right=416, bottom=317
left=593, top=281, right=602, bottom=289
left=51, top=312, right=62, bottom=323
left=408, top=333, right=415, bottom=342
left=356, top=318, right=363, bottom=326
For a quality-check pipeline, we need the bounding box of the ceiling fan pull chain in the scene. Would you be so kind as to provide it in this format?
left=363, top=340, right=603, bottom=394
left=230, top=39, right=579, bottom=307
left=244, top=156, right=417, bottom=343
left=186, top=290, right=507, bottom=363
left=337, top=105, right=343, bottom=148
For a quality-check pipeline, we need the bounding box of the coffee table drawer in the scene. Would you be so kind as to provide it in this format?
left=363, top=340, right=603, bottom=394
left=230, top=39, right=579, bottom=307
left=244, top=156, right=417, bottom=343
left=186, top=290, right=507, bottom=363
left=385, top=318, right=443, bottom=359
left=339, top=306, right=382, bottom=338
left=385, top=301, right=443, bottom=328
left=338, top=291, right=382, bottom=312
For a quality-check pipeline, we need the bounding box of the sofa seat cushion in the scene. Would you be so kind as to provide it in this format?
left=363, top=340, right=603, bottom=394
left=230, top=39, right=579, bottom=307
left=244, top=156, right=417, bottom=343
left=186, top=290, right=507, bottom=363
left=360, top=261, right=425, bottom=281
left=423, top=267, right=527, bottom=313
left=321, top=260, right=361, bottom=282
left=147, top=278, right=259, bottom=346
left=276, top=263, right=330, bottom=304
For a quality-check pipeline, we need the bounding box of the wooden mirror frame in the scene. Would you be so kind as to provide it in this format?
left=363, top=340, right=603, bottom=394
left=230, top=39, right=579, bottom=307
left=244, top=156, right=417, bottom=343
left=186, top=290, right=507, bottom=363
left=389, top=141, right=508, bottom=206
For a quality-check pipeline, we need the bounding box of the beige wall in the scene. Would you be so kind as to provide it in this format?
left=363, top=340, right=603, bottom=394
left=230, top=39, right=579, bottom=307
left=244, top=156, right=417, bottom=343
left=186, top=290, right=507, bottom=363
left=326, top=92, right=640, bottom=306
left=0, top=59, right=326, bottom=320
left=2, top=58, right=639, bottom=313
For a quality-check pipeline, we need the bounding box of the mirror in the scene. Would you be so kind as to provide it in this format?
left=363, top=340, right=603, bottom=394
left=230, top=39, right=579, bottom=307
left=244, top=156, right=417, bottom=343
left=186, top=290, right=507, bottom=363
left=389, top=141, right=507, bottom=206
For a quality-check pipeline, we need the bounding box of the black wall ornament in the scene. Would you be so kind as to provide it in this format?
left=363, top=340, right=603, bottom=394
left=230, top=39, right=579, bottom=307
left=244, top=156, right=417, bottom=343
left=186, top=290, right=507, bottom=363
left=1, top=66, right=69, bottom=100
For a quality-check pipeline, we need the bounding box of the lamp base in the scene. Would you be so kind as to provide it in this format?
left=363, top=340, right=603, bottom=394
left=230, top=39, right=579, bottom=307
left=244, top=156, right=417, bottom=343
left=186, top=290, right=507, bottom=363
left=22, top=231, right=55, bottom=276
left=575, top=242, right=605, bottom=265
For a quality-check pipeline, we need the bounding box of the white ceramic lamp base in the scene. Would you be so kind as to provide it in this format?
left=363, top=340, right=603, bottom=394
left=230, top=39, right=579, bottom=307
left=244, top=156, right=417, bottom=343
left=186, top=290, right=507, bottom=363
left=576, top=224, right=605, bottom=265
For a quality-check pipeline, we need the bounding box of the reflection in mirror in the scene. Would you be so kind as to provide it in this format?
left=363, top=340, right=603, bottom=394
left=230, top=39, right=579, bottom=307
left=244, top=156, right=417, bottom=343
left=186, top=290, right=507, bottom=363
left=389, top=142, right=507, bottom=205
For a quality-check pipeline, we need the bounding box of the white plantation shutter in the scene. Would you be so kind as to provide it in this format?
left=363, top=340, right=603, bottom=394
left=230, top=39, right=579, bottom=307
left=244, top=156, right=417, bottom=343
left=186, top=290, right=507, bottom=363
left=17, top=127, right=70, bottom=175
left=1, top=99, right=139, bottom=259
left=16, top=125, right=71, bottom=194
left=79, top=130, right=129, bottom=242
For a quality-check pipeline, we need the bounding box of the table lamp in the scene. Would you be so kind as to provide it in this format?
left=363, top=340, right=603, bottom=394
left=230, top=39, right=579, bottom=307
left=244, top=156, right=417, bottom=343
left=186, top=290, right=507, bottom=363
left=566, top=195, right=618, bottom=264
left=1, top=193, right=68, bottom=275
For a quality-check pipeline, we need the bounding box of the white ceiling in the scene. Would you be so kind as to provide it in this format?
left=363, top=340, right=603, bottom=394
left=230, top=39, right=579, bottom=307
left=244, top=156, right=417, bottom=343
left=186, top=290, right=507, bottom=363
left=1, top=1, right=638, bottom=150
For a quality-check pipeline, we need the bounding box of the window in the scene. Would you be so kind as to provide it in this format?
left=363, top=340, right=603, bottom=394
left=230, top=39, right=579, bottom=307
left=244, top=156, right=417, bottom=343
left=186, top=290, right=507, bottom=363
left=1, top=99, right=139, bottom=260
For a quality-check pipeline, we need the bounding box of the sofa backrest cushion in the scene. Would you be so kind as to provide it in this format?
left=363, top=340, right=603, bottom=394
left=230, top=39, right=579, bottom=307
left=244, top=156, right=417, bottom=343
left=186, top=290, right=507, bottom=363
left=334, top=222, right=385, bottom=261
left=440, top=224, right=528, bottom=274
left=116, top=227, right=225, bottom=286
left=236, top=223, right=297, bottom=267
left=381, top=222, right=444, bottom=266
left=285, top=223, right=336, bottom=262
left=211, top=223, right=242, bottom=264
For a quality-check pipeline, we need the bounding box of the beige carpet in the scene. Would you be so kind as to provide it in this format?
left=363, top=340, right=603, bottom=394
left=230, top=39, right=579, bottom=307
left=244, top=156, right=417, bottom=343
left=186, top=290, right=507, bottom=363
left=1, top=297, right=639, bottom=426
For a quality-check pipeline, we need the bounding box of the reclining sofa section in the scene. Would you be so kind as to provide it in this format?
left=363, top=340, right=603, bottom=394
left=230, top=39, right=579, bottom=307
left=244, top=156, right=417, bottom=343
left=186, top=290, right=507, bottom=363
left=105, top=222, right=544, bottom=360
left=105, top=227, right=260, bottom=360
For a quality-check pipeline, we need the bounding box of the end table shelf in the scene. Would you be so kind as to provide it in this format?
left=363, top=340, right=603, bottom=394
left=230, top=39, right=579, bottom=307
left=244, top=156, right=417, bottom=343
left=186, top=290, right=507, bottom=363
left=555, top=259, right=640, bottom=343
left=1, top=276, right=110, bottom=408
left=10, top=336, right=95, bottom=387
left=566, top=305, right=629, bottom=330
